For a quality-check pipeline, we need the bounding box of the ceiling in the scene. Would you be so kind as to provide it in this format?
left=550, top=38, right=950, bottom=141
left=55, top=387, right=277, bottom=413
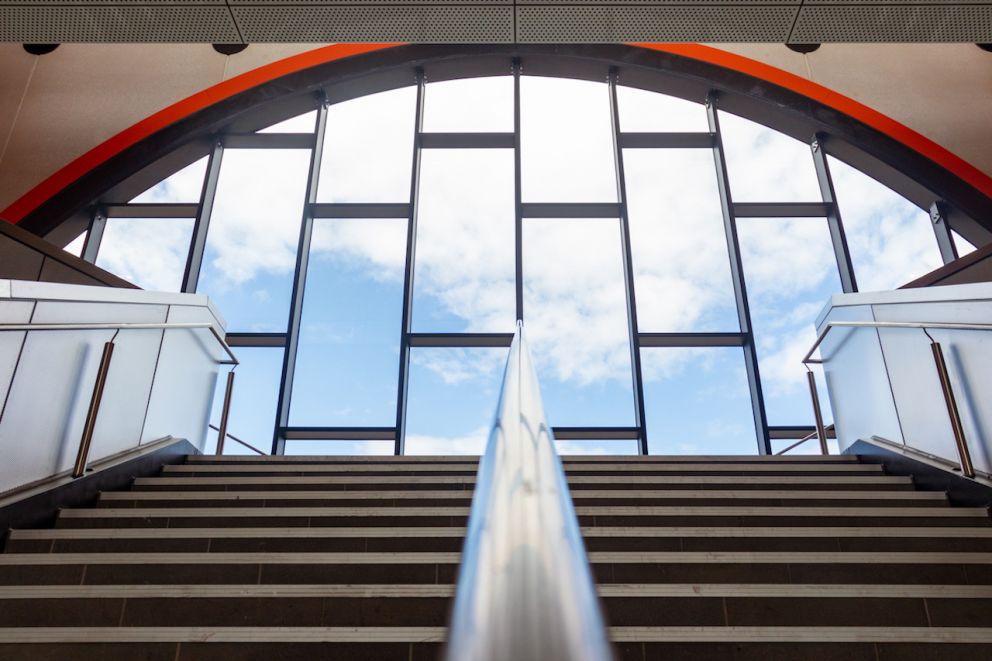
left=0, top=3, right=991, bottom=43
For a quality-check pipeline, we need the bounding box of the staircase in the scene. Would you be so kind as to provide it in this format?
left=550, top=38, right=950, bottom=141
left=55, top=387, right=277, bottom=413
left=2, top=453, right=991, bottom=659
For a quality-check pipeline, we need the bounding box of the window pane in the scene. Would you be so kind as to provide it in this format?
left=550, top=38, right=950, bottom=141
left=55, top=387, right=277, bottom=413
left=625, top=149, right=738, bottom=331
left=422, top=76, right=513, bottom=133
left=771, top=435, right=839, bottom=456
left=207, top=348, right=282, bottom=455
left=95, top=218, right=193, bottom=291
left=523, top=218, right=634, bottom=426
left=289, top=218, right=406, bottom=427
left=828, top=156, right=943, bottom=291
left=131, top=156, right=207, bottom=203
left=284, top=440, right=393, bottom=455
left=259, top=110, right=316, bottom=133
left=558, top=440, right=639, bottom=456
left=318, top=87, right=416, bottom=203
left=413, top=149, right=515, bottom=332
left=64, top=232, right=85, bottom=257
left=719, top=112, right=821, bottom=202
left=738, top=218, right=838, bottom=426
left=953, top=230, right=977, bottom=257
left=405, top=347, right=506, bottom=455
left=642, top=347, right=757, bottom=455
left=617, top=86, right=708, bottom=133
left=197, top=149, right=310, bottom=331
left=521, top=77, right=616, bottom=203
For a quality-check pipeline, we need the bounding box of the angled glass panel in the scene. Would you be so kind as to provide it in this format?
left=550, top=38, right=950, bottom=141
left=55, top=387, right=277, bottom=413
left=625, top=149, right=739, bottom=331
left=95, top=218, right=193, bottom=292
left=557, top=440, right=639, bottom=456
left=422, top=76, right=513, bottom=133
left=197, top=149, right=310, bottom=331
left=523, top=217, right=635, bottom=427
left=317, top=87, right=416, bottom=203
left=405, top=347, right=506, bottom=455
left=521, top=76, right=616, bottom=203
left=258, top=110, right=316, bottom=133
left=289, top=218, right=406, bottom=427
left=738, top=218, right=837, bottom=426
left=130, top=156, right=208, bottom=203
left=828, top=156, right=943, bottom=291
left=719, top=112, right=821, bottom=202
left=207, top=347, right=282, bottom=455
left=284, top=440, right=393, bottom=456
left=617, top=86, right=708, bottom=133
left=64, top=232, right=85, bottom=257
left=642, top=347, right=757, bottom=455
left=953, top=230, right=977, bottom=257
left=413, top=149, right=515, bottom=332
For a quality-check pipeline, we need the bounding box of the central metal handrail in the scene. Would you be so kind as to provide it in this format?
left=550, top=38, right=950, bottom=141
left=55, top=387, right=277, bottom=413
left=801, top=319, right=992, bottom=477
left=445, top=324, right=612, bottom=661
left=1, top=321, right=239, bottom=474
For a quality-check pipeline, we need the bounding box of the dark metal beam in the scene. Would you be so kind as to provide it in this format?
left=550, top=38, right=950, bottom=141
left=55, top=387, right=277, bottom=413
left=638, top=332, right=747, bottom=348
left=609, top=69, right=648, bottom=456
left=708, top=93, right=771, bottom=455
left=271, top=101, right=328, bottom=455
left=769, top=425, right=837, bottom=440
left=225, top=332, right=288, bottom=348
left=222, top=133, right=315, bottom=150
left=102, top=203, right=199, bottom=219
left=419, top=132, right=515, bottom=149
left=281, top=427, right=396, bottom=441
left=79, top=210, right=105, bottom=263
left=930, top=200, right=959, bottom=264
left=182, top=139, right=223, bottom=293
left=732, top=202, right=831, bottom=218
left=513, top=58, right=524, bottom=322
left=311, top=203, right=412, bottom=219
left=619, top=132, right=715, bottom=149
left=520, top=203, right=622, bottom=219
left=394, top=69, right=426, bottom=456
left=408, top=333, right=514, bottom=348
left=553, top=427, right=640, bottom=441
left=811, top=134, right=858, bottom=293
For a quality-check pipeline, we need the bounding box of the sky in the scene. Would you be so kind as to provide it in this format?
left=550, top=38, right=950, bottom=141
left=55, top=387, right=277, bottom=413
left=90, top=74, right=953, bottom=457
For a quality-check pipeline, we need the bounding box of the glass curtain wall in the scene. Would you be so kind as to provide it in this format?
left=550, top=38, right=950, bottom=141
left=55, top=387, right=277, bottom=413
left=75, top=65, right=969, bottom=456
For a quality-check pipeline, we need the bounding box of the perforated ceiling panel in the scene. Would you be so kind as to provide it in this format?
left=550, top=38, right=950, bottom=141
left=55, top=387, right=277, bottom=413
left=1, top=3, right=991, bottom=42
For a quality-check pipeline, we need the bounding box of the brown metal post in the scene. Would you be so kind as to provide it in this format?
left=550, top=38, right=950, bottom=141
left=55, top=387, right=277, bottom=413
left=72, top=341, right=115, bottom=478
left=806, top=370, right=829, bottom=455
left=216, top=370, right=235, bottom=455
left=930, top=341, right=975, bottom=478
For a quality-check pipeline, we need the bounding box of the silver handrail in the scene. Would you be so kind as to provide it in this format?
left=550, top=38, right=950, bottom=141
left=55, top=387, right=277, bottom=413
left=445, top=324, right=612, bottom=661
left=1, top=321, right=239, bottom=475
left=775, top=424, right=835, bottom=456
left=208, top=424, right=266, bottom=456
left=802, top=319, right=992, bottom=476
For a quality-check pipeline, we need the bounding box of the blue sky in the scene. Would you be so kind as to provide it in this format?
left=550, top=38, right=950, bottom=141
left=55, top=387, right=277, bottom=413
left=94, top=75, right=952, bottom=456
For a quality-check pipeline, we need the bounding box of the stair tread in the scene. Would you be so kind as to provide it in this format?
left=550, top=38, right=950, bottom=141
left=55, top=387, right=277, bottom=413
left=161, top=463, right=883, bottom=473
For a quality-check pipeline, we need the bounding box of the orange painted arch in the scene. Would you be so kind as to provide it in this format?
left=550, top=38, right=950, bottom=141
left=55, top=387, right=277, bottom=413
left=3, top=42, right=992, bottom=225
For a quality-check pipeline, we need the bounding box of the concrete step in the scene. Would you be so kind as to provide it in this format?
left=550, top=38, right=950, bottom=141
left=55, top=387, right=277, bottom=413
left=9, top=526, right=992, bottom=555
left=94, top=488, right=949, bottom=509
left=51, top=504, right=991, bottom=530
left=1, top=626, right=992, bottom=661
left=131, top=474, right=916, bottom=491
left=183, top=454, right=861, bottom=464
left=0, top=584, right=989, bottom=628
left=2, top=551, right=990, bottom=586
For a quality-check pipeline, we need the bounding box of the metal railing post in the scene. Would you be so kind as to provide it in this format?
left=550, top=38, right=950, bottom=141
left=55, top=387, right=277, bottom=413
left=929, top=339, right=975, bottom=478
left=806, top=370, right=829, bottom=455
left=72, top=341, right=115, bottom=478
left=215, top=370, right=236, bottom=455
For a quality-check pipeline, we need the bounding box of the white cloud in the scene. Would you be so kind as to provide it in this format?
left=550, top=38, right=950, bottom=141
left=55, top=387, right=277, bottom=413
left=95, top=218, right=192, bottom=291
left=131, top=156, right=208, bottom=203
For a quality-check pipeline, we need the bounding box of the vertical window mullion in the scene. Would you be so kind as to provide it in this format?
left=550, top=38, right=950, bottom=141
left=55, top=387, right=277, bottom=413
left=183, top=139, right=224, bottom=293
left=394, top=69, right=426, bottom=456
left=929, top=200, right=960, bottom=264
left=608, top=68, right=648, bottom=456
left=513, top=58, right=524, bottom=323
left=706, top=93, right=771, bottom=455
left=271, top=98, right=329, bottom=455
left=80, top=208, right=106, bottom=264
left=811, top=133, right=858, bottom=293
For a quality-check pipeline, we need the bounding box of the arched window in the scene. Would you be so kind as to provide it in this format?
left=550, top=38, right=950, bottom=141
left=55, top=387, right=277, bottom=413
left=21, top=45, right=991, bottom=456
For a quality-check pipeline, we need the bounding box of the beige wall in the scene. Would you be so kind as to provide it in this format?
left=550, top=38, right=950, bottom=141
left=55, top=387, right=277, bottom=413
left=1, top=43, right=991, bottom=214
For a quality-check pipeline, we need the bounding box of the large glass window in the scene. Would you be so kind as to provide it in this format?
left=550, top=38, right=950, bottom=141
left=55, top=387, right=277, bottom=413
left=523, top=217, right=635, bottom=427
left=197, top=149, right=310, bottom=331
left=290, top=218, right=406, bottom=427
left=423, top=76, right=513, bottom=133
left=413, top=149, right=516, bottom=332
left=130, top=157, right=207, bottom=203
left=617, top=86, right=708, bottom=133
left=95, top=218, right=193, bottom=292
left=207, top=347, right=283, bottom=454
left=625, top=149, right=738, bottom=331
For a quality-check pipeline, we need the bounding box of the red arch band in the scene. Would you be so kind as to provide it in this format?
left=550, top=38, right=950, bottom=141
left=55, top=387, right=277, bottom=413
left=3, top=42, right=991, bottom=225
